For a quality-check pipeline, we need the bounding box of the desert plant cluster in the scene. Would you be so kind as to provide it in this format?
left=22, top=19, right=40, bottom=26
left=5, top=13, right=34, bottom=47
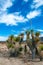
left=6, top=30, right=43, bottom=60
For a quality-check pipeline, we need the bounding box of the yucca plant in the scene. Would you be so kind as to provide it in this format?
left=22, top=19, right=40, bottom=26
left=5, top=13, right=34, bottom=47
left=7, top=43, right=14, bottom=49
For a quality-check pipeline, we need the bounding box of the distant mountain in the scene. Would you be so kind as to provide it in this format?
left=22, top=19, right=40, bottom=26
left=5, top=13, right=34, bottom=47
left=40, top=37, right=43, bottom=41
left=0, top=41, right=6, bottom=44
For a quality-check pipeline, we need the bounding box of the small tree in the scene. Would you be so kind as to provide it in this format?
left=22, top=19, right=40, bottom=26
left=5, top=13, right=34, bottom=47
left=15, top=36, right=20, bottom=42
left=8, top=35, right=15, bottom=44
left=6, top=35, right=15, bottom=57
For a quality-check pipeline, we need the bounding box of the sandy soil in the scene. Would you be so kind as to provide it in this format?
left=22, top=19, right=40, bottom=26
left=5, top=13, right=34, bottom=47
left=0, top=57, right=27, bottom=65
left=0, top=57, right=43, bottom=65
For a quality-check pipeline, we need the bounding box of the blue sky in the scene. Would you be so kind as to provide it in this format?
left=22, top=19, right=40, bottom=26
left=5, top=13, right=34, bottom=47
left=0, top=0, right=43, bottom=41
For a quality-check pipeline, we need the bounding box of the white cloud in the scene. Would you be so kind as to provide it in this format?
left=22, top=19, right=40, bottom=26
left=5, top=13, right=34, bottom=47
left=0, top=13, right=17, bottom=25
left=36, top=29, right=43, bottom=32
left=31, top=0, right=43, bottom=9
left=0, top=0, right=28, bottom=26
left=40, top=34, right=43, bottom=37
left=27, top=10, right=41, bottom=19
left=0, top=36, right=8, bottom=41
left=0, top=0, right=42, bottom=26
left=0, top=0, right=13, bottom=11
left=0, top=12, right=28, bottom=25
left=0, top=0, right=16, bottom=25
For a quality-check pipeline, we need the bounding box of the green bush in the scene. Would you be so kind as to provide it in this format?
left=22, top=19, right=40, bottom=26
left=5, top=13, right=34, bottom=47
left=7, top=43, right=14, bottom=49
left=39, top=45, right=43, bottom=51
left=19, top=46, right=23, bottom=52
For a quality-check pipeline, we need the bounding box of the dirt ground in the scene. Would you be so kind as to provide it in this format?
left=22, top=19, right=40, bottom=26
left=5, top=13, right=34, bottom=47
left=0, top=57, right=43, bottom=65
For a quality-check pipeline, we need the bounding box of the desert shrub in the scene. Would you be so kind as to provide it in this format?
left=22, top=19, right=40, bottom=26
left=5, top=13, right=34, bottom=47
left=7, top=43, right=14, bottom=49
left=39, top=45, right=43, bottom=51
left=19, top=47, right=23, bottom=52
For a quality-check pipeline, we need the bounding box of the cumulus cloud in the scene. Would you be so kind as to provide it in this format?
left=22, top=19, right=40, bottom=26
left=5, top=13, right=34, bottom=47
left=31, top=0, right=43, bottom=9
left=0, top=10, right=41, bottom=25
left=0, top=12, right=28, bottom=25
left=27, top=10, right=41, bottom=19
left=0, top=0, right=28, bottom=25
left=0, top=0, right=13, bottom=11
left=0, top=13, right=16, bottom=25
left=0, top=0, right=42, bottom=26
left=0, top=36, right=8, bottom=41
